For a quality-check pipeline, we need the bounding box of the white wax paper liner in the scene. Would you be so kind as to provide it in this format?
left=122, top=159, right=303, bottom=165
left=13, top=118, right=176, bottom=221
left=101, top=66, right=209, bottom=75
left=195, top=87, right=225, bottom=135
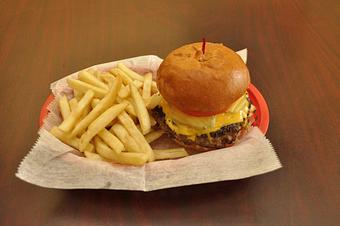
left=16, top=50, right=282, bottom=191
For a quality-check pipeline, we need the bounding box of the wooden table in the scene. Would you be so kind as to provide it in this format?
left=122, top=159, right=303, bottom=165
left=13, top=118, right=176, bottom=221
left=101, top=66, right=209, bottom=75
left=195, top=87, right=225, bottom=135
left=0, top=0, right=339, bottom=225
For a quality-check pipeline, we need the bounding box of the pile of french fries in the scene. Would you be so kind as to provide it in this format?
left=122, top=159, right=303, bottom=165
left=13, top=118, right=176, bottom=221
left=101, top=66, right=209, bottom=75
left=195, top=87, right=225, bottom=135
left=50, top=63, right=188, bottom=166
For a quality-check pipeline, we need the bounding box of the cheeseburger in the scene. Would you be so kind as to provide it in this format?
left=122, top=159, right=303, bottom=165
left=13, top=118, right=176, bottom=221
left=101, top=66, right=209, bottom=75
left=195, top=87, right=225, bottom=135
left=152, top=42, right=256, bottom=151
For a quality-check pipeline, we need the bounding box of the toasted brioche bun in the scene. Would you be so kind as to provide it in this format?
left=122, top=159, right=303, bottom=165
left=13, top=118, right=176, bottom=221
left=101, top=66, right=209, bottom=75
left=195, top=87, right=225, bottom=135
left=157, top=42, right=250, bottom=116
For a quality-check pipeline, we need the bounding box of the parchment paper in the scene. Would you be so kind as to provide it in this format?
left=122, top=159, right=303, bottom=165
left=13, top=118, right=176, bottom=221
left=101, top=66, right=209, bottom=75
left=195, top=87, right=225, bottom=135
left=16, top=50, right=282, bottom=191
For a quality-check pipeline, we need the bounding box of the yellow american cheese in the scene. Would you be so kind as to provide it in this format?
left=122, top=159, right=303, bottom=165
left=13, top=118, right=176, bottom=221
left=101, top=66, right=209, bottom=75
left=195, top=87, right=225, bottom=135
left=161, top=93, right=250, bottom=138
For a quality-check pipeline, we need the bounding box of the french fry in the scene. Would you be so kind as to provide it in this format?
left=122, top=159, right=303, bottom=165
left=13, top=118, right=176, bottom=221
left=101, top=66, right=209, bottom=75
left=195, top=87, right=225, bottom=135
left=50, top=127, right=94, bottom=153
left=117, top=152, right=148, bottom=166
left=116, top=97, right=137, bottom=117
left=133, top=80, right=143, bottom=88
left=118, top=80, right=144, bottom=99
left=153, top=148, right=189, bottom=160
left=110, top=123, right=141, bottom=153
left=59, top=95, right=71, bottom=120
left=73, top=89, right=83, bottom=101
left=69, top=98, right=78, bottom=112
left=91, top=98, right=100, bottom=109
left=151, top=81, right=158, bottom=93
left=59, top=90, right=94, bottom=132
left=126, top=104, right=137, bottom=117
left=81, top=104, right=91, bottom=119
left=110, top=68, right=133, bottom=85
left=94, top=136, right=148, bottom=166
left=142, top=72, right=152, bottom=99
left=130, top=83, right=151, bottom=135
left=71, top=77, right=122, bottom=137
left=105, top=119, right=116, bottom=128
left=146, top=93, right=162, bottom=109
left=117, top=63, right=144, bottom=81
left=129, top=113, right=139, bottom=124
left=136, top=124, right=142, bottom=133
left=67, top=78, right=107, bottom=98
left=79, top=103, right=127, bottom=151
left=93, top=70, right=103, bottom=80
left=145, top=130, right=164, bottom=143
left=99, top=72, right=116, bottom=84
left=118, top=85, right=130, bottom=98
left=98, top=128, right=124, bottom=154
left=50, top=126, right=78, bottom=148
left=78, top=71, right=109, bottom=90
left=84, top=151, right=105, bottom=161
left=69, top=99, right=87, bottom=136
left=94, top=136, right=115, bottom=159
left=149, top=115, right=157, bottom=126
left=118, top=111, right=154, bottom=161
left=86, top=68, right=96, bottom=74
left=84, top=143, right=95, bottom=153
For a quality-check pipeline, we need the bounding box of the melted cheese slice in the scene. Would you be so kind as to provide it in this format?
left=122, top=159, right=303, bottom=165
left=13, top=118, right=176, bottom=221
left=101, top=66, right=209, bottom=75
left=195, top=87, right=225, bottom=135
left=161, top=93, right=250, bottom=136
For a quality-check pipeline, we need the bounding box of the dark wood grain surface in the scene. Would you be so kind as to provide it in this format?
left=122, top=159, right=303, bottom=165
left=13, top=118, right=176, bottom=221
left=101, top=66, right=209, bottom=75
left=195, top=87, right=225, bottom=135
left=1, top=0, right=339, bottom=225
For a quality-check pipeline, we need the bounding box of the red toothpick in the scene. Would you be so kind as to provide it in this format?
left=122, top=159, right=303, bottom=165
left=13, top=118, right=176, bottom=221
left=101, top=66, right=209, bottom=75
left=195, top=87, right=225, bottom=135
left=202, top=38, right=206, bottom=54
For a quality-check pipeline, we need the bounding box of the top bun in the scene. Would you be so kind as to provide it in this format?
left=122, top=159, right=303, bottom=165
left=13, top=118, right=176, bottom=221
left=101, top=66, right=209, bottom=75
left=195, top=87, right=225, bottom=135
left=157, top=42, right=250, bottom=116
